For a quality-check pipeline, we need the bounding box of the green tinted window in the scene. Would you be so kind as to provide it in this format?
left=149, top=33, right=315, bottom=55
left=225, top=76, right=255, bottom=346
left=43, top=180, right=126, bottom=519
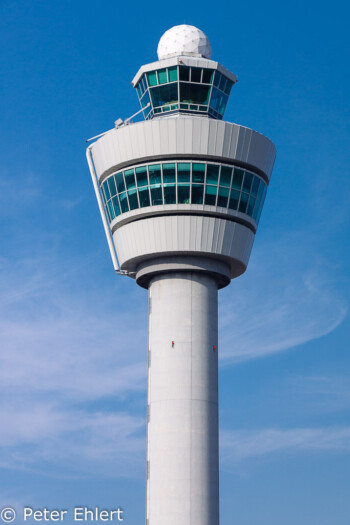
left=119, top=192, right=129, bottom=213
left=177, top=184, right=190, bottom=204
left=112, top=196, right=120, bottom=216
left=191, top=67, right=201, bottom=82
left=210, top=87, right=228, bottom=115
left=150, top=186, right=163, bottom=206
left=103, top=180, right=111, bottom=201
left=220, top=166, right=232, bottom=187
left=179, top=66, right=190, bottom=81
left=108, top=176, right=117, bottom=197
left=219, top=75, right=227, bottom=92
left=239, top=192, right=249, bottom=213
left=251, top=176, right=260, bottom=197
left=164, top=184, right=176, bottom=204
left=136, top=166, right=148, bottom=187
left=168, top=66, right=178, bottom=82
left=138, top=187, right=150, bottom=208
left=128, top=188, right=138, bottom=210
left=229, top=189, right=240, bottom=210
left=177, top=163, right=190, bottom=183
left=108, top=201, right=115, bottom=220
left=115, top=172, right=125, bottom=193
left=105, top=202, right=112, bottom=221
left=217, top=186, right=229, bottom=208
left=232, top=169, right=243, bottom=190
left=157, top=69, right=167, bottom=84
left=243, top=172, right=253, bottom=193
left=180, top=83, right=210, bottom=105
left=205, top=184, right=217, bottom=206
left=213, top=71, right=221, bottom=87
left=247, top=196, right=256, bottom=216
left=124, top=169, right=136, bottom=189
left=163, top=163, right=176, bottom=183
left=192, top=163, right=205, bottom=183
left=191, top=184, right=204, bottom=204
left=202, top=69, right=213, bottom=83
left=207, top=164, right=219, bottom=185
left=149, top=165, right=161, bottom=185
left=224, top=79, right=233, bottom=95
left=151, top=84, right=178, bottom=107
left=147, top=71, right=158, bottom=86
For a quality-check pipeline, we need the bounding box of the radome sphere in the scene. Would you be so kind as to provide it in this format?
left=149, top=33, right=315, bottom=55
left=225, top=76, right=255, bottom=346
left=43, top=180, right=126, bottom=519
left=157, top=24, right=212, bottom=60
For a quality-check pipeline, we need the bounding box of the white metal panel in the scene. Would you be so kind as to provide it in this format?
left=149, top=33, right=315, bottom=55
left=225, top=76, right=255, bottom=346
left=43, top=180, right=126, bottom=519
left=90, top=117, right=276, bottom=182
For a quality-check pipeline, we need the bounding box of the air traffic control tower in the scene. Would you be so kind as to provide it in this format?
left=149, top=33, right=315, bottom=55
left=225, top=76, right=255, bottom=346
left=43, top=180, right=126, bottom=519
left=86, top=25, right=276, bottom=525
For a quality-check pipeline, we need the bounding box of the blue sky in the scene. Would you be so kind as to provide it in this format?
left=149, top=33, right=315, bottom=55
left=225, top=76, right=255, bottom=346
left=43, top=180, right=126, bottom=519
left=0, top=0, right=349, bottom=524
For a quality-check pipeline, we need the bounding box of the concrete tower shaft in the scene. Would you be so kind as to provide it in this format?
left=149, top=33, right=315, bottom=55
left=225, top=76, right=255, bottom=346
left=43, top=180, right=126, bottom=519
left=147, top=272, right=218, bottom=525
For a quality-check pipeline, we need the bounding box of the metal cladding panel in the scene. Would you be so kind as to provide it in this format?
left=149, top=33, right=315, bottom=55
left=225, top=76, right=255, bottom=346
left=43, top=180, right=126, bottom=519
left=91, top=117, right=276, bottom=182
left=113, top=215, right=255, bottom=278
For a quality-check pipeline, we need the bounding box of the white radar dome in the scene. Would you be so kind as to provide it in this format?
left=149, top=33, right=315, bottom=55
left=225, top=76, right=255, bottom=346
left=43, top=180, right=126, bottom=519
left=157, top=25, right=212, bottom=60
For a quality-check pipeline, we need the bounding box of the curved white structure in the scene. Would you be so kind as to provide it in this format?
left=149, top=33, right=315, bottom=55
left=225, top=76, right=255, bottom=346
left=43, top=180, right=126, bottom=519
left=157, top=25, right=212, bottom=60
left=86, top=25, right=276, bottom=525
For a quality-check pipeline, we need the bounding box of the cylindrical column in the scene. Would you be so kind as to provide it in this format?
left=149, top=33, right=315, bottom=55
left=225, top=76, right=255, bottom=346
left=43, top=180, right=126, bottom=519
left=146, top=271, right=219, bottom=525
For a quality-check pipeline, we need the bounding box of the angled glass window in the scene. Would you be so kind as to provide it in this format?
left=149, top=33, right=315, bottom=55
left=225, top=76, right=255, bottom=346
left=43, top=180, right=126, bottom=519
left=191, top=184, right=204, bottom=204
left=247, top=195, right=256, bottom=216
left=150, top=186, right=163, bottom=206
left=149, top=164, right=161, bottom=185
left=107, top=201, right=115, bottom=220
left=224, top=79, right=233, bottom=96
left=239, top=192, right=249, bottom=213
left=243, top=171, right=253, bottom=193
left=157, top=69, right=167, bottom=84
left=112, top=196, right=121, bottom=216
left=119, top=192, right=129, bottom=213
left=125, top=169, right=136, bottom=190
left=179, top=66, right=190, bottom=81
left=207, top=164, right=219, bottom=185
left=136, top=166, right=148, bottom=187
left=220, top=166, right=232, bottom=187
left=105, top=203, right=112, bottom=221
left=150, top=84, right=178, bottom=108
left=163, top=163, right=176, bottom=183
left=213, top=71, right=221, bottom=87
left=103, top=161, right=267, bottom=224
left=232, top=169, right=243, bottom=190
left=191, top=67, right=201, bottom=83
left=168, top=66, right=178, bottom=82
left=251, top=176, right=260, bottom=197
left=103, top=180, right=111, bottom=201
left=229, top=189, right=240, bottom=210
left=192, top=163, right=205, bottom=183
left=177, top=163, right=191, bottom=183
left=138, top=186, right=150, bottom=208
left=210, top=87, right=228, bottom=115
left=204, top=184, right=217, bottom=206
left=177, top=184, right=190, bottom=204
left=108, top=176, right=117, bottom=197
left=164, top=184, right=176, bottom=204
left=180, top=83, right=210, bottom=105
left=128, top=188, right=139, bottom=210
left=115, top=172, right=125, bottom=193
left=217, top=186, right=229, bottom=208
left=202, top=69, right=213, bottom=83
left=147, top=71, right=158, bottom=86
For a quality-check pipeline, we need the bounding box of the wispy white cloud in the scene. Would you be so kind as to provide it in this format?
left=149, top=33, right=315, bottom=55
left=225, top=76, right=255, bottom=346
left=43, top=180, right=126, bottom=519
left=0, top=400, right=145, bottom=478
left=219, top=233, right=347, bottom=363
left=221, top=426, right=350, bottom=463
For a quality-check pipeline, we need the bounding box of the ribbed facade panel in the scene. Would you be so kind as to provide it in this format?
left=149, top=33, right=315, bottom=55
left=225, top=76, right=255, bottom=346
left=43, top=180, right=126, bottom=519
left=113, top=215, right=254, bottom=277
left=91, top=117, right=276, bottom=182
